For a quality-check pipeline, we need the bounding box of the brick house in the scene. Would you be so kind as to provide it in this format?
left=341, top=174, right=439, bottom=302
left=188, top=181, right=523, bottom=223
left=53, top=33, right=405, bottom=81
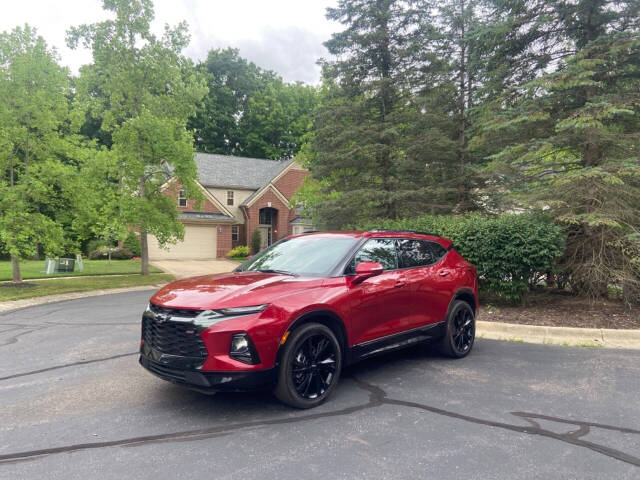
left=148, top=153, right=312, bottom=260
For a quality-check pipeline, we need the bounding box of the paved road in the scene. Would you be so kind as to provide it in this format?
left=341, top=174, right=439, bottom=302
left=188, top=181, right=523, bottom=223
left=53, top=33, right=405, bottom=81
left=0, top=291, right=639, bottom=479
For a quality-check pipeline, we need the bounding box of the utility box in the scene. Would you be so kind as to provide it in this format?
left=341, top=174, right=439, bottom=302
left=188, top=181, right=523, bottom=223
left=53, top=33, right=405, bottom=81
left=56, top=258, right=75, bottom=273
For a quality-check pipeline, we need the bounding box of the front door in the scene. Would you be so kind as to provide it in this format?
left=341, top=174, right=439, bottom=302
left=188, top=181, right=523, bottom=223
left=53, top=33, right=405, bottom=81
left=258, top=226, right=272, bottom=248
left=345, top=238, right=407, bottom=345
left=396, top=238, right=451, bottom=326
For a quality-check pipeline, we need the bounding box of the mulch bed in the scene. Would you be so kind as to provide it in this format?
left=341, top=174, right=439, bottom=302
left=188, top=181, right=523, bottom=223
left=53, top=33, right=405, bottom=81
left=478, top=291, right=640, bottom=330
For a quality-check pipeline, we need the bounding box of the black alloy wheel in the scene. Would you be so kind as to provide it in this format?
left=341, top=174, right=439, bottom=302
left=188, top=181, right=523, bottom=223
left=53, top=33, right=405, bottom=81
left=439, top=300, right=475, bottom=358
left=274, top=323, right=342, bottom=408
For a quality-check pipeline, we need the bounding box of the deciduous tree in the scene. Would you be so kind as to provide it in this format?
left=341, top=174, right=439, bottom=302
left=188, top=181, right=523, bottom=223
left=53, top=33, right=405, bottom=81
left=0, top=25, right=74, bottom=282
left=68, top=0, right=207, bottom=274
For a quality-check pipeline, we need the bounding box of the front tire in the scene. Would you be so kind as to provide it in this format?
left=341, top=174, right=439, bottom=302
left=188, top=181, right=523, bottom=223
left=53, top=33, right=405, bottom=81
left=274, top=323, right=342, bottom=409
left=438, top=300, right=475, bottom=358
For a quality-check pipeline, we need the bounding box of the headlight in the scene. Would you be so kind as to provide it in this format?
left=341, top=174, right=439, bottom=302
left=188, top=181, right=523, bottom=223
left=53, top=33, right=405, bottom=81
left=218, top=304, right=269, bottom=316
left=193, top=304, right=269, bottom=327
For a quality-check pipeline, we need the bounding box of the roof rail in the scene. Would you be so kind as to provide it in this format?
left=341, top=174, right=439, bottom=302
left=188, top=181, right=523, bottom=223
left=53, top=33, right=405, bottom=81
left=368, top=229, right=441, bottom=237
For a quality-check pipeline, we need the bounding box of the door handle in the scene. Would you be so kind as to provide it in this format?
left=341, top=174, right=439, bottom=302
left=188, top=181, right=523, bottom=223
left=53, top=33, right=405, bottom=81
left=395, top=279, right=407, bottom=288
left=439, top=270, right=450, bottom=277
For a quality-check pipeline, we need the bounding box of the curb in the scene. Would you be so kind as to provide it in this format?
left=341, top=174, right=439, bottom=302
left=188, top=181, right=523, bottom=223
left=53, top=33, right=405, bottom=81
left=0, top=285, right=165, bottom=314
left=477, top=320, right=640, bottom=349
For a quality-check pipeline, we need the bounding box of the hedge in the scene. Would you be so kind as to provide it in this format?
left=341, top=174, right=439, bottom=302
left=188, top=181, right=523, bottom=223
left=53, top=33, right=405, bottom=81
left=359, top=213, right=565, bottom=302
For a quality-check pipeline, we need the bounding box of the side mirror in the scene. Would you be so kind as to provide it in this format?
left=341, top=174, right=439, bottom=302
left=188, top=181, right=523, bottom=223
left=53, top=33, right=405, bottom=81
left=351, top=261, right=384, bottom=285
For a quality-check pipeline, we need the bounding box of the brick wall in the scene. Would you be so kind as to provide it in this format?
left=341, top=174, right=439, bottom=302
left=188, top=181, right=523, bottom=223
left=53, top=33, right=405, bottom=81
left=244, top=188, right=290, bottom=248
left=273, top=168, right=309, bottom=200
left=216, top=224, right=233, bottom=258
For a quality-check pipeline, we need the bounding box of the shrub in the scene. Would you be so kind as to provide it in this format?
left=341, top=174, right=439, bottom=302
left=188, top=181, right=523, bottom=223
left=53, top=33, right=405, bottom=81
left=110, top=247, right=134, bottom=260
left=226, top=245, right=250, bottom=259
left=251, top=228, right=262, bottom=254
left=88, top=247, right=134, bottom=260
left=123, top=231, right=141, bottom=256
left=359, top=213, right=565, bottom=302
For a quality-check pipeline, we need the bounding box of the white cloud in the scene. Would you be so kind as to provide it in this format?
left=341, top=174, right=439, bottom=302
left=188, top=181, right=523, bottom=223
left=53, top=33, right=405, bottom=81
left=0, top=0, right=339, bottom=83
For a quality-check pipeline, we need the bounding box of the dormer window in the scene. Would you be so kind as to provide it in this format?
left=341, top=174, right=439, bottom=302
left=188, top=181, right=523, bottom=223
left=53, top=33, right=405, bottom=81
left=227, top=190, right=234, bottom=206
left=178, top=189, right=187, bottom=207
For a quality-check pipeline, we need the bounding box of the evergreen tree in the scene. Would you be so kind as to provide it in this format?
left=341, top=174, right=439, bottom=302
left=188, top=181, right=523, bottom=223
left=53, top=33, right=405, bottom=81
left=477, top=0, right=640, bottom=297
left=305, top=0, right=431, bottom=228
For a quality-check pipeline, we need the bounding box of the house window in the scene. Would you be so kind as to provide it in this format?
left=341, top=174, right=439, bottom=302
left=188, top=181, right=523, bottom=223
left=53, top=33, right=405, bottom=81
left=259, top=208, right=272, bottom=225
left=232, top=225, right=239, bottom=242
left=227, top=190, right=234, bottom=206
left=178, top=189, right=187, bottom=207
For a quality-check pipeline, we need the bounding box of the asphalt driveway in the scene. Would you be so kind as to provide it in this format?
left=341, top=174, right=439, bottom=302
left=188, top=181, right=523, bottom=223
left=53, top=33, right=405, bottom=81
left=0, top=290, right=639, bottom=479
left=151, top=259, right=238, bottom=278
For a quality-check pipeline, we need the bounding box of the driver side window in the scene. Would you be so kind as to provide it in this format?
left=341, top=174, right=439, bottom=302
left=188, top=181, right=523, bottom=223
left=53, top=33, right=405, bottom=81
left=345, top=238, right=398, bottom=274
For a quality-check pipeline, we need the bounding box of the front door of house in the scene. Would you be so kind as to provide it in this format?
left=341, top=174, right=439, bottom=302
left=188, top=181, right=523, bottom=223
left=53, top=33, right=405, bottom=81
left=259, top=226, right=272, bottom=248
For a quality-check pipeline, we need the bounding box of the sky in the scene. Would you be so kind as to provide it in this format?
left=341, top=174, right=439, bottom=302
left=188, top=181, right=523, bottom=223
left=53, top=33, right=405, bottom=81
left=0, top=0, right=339, bottom=84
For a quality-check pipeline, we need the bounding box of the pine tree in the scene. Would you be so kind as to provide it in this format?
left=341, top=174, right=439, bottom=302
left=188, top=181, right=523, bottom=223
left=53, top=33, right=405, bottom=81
left=305, top=0, right=432, bottom=228
left=477, top=0, right=640, bottom=298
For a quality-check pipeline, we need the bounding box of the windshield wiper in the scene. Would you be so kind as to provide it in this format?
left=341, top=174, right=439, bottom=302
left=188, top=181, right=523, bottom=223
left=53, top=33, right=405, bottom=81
left=254, top=269, right=298, bottom=277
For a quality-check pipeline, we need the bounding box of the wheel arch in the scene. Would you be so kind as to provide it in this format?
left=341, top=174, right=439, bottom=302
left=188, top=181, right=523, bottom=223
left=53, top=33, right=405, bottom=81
left=451, top=288, right=477, bottom=315
left=275, top=309, right=348, bottom=367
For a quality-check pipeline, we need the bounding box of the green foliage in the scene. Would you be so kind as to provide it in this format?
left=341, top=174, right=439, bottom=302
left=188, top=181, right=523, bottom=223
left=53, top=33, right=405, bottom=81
left=251, top=229, right=262, bottom=255
left=475, top=8, right=640, bottom=297
left=190, top=48, right=317, bottom=159
left=239, top=78, right=318, bottom=159
left=0, top=25, right=78, bottom=282
left=68, top=0, right=208, bottom=274
left=123, top=231, right=141, bottom=256
left=360, top=213, right=565, bottom=302
left=226, top=245, right=249, bottom=259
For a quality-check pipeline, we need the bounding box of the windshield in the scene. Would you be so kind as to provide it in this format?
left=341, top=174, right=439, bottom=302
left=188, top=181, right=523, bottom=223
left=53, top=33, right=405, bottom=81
left=238, top=235, right=358, bottom=276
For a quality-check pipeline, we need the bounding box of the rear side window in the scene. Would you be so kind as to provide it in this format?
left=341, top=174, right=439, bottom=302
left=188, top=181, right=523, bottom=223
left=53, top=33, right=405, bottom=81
left=345, top=238, right=398, bottom=274
left=397, top=239, right=446, bottom=268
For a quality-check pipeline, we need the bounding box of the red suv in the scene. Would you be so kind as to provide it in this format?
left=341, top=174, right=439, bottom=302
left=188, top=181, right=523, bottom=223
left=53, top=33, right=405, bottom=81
left=140, top=230, right=478, bottom=408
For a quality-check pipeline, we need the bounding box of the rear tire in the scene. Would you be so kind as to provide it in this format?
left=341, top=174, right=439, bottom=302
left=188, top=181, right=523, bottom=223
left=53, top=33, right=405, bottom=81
left=274, top=323, right=342, bottom=409
left=438, top=300, right=475, bottom=358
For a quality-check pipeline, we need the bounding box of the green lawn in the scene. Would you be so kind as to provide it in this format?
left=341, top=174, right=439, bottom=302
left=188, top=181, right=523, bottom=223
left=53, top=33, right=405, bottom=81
left=0, top=259, right=162, bottom=281
left=0, top=273, right=174, bottom=302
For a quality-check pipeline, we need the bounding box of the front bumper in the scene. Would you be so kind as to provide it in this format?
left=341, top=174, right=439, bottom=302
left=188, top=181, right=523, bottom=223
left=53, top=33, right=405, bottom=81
left=139, top=354, right=277, bottom=392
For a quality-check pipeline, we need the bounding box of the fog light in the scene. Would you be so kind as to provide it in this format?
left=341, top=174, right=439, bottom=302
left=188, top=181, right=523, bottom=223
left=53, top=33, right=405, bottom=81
left=229, top=333, right=260, bottom=365
left=231, top=335, right=249, bottom=352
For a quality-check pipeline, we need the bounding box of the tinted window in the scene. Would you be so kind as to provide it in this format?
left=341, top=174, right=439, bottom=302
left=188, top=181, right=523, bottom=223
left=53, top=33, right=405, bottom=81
left=397, top=239, right=446, bottom=268
left=346, top=238, right=398, bottom=274
left=239, top=235, right=357, bottom=276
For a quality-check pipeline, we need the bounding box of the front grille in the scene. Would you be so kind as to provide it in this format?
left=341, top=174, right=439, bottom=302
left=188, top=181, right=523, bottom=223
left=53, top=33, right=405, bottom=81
left=142, top=308, right=208, bottom=359
left=149, top=304, right=202, bottom=318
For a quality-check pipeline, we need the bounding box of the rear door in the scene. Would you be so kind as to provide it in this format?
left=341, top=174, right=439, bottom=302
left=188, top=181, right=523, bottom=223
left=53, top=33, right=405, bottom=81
left=396, top=239, right=450, bottom=327
left=344, top=238, right=407, bottom=344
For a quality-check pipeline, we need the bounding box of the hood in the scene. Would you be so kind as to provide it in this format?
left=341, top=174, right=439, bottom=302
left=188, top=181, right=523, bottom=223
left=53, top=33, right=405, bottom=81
left=150, top=271, right=323, bottom=310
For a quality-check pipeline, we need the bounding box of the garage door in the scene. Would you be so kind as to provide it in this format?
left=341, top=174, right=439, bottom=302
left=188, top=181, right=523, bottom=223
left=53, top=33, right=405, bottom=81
left=148, top=224, right=217, bottom=260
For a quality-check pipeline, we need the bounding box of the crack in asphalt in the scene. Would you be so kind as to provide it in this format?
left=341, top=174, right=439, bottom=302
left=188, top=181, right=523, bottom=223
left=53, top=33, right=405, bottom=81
left=0, top=352, right=138, bottom=382
left=0, top=378, right=638, bottom=467
left=0, top=328, right=39, bottom=348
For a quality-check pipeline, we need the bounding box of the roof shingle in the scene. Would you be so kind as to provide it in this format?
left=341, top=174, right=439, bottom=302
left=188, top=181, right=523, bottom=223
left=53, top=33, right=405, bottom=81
left=195, top=153, right=292, bottom=190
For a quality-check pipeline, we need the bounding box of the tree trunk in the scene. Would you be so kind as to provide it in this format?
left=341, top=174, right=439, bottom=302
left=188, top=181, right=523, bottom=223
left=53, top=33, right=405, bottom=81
left=11, top=256, right=22, bottom=283
left=138, top=174, right=150, bottom=275
left=140, top=229, right=149, bottom=275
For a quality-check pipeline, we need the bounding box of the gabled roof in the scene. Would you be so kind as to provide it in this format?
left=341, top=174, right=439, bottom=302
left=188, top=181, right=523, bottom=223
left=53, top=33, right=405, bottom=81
left=195, top=153, right=293, bottom=190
